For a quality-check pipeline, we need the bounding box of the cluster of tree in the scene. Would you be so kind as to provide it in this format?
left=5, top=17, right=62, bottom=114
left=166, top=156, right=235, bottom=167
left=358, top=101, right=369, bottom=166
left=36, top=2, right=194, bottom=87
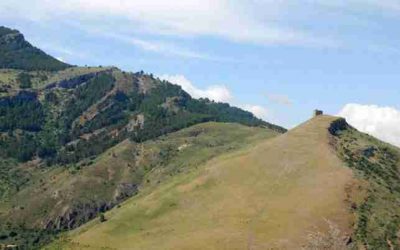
left=0, top=225, right=57, bottom=249
left=60, top=73, right=115, bottom=133
left=17, top=72, right=32, bottom=89
left=0, top=26, right=70, bottom=71
left=0, top=91, right=44, bottom=132
left=0, top=71, right=285, bottom=165
left=0, top=131, right=37, bottom=161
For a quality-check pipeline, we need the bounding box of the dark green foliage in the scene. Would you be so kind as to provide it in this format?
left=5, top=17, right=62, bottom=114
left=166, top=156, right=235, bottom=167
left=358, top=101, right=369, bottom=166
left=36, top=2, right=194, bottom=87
left=77, top=91, right=130, bottom=135
left=0, top=132, right=37, bottom=161
left=0, top=26, right=70, bottom=71
left=0, top=91, right=44, bottom=132
left=186, top=98, right=272, bottom=128
left=0, top=225, right=57, bottom=250
left=61, top=73, right=115, bottom=132
left=129, top=80, right=285, bottom=142
left=56, top=129, right=125, bottom=165
left=17, top=72, right=32, bottom=89
left=0, top=70, right=285, bottom=165
left=99, top=213, right=106, bottom=223
left=0, top=159, right=29, bottom=200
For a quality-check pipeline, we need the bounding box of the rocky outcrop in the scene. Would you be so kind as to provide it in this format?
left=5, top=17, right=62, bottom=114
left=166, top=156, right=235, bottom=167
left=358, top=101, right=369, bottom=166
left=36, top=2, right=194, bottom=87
left=328, top=118, right=349, bottom=136
left=44, top=201, right=113, bottom=230
left=43, top=183, right=137, bottom=231
left=46, top=70, right=112, bottom=89
left=114, top=183, right=138, bottom=202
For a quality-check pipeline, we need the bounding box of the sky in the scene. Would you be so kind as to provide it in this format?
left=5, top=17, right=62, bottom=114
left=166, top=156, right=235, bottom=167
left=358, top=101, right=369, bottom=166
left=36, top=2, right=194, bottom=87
left=1, top=0, right=400, bottom=146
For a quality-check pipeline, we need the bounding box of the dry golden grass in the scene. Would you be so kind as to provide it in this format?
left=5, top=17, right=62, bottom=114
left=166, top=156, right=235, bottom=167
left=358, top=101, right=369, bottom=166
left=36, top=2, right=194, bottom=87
left=53, top=116, right=355, bottom=250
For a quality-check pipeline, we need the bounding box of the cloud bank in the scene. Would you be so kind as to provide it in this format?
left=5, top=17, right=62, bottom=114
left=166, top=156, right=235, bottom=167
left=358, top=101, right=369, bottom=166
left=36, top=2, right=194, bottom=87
left=338, top=104, right=400, bottom=147
left=159, top=74, right=268, bottom=120
left=159, top=74, right=233, bottom=103
left=240, top=105, right=269, bottom=120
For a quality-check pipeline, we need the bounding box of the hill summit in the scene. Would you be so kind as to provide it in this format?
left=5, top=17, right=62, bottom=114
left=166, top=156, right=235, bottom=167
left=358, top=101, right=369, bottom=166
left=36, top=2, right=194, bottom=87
left=0, top=26, right=70, bottom=71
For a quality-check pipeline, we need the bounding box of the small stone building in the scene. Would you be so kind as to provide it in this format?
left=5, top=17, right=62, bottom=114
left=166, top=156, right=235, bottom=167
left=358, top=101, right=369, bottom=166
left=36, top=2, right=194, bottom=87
left=313, top=109, right=323, bottom=117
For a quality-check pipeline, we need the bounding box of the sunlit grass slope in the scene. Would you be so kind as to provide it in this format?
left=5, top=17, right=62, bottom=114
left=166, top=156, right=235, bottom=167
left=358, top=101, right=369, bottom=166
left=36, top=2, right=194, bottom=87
left=2, top=122, right=277, bottom=230
left=52, top=116, right=357, bottom=249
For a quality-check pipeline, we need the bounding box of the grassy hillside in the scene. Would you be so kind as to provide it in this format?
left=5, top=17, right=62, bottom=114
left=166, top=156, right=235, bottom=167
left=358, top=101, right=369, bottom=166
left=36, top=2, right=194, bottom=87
left=0, top=26, right=70, bottom=71
left=48, top=116, right=358, bottom=249
left=48, top=116, right=400, bottom=250
left=0, top=122, right=278, bottom=248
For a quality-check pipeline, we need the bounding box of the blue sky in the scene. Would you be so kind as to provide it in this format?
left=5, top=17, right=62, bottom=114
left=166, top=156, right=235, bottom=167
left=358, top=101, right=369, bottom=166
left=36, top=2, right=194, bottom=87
left=1, top=0, right=400, bottom=145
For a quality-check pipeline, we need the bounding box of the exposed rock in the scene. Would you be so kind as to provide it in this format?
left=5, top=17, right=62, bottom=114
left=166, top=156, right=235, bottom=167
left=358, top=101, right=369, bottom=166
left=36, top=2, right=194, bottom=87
left=329, top=118, right=349, bottom=136
left=113, top=183, right=138, bottom=202
left=44, top=201, right=113, bottom=230
left=43, top=183, right=137, bottom=231
left=46, top=70, right=110, bottom=89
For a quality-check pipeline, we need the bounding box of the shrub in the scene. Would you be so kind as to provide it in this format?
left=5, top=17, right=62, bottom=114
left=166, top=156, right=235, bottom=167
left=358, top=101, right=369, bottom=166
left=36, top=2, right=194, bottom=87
left=18, top=72, right=32, bottom=89
left=99, top=213, right=106, bottom=223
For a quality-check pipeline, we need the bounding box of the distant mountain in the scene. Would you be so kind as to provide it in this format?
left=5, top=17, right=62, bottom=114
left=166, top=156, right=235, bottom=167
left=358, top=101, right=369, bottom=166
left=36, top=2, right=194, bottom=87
left=0, top=66, right=285, bottom=164
left=0, top=26, right=70, bottom=71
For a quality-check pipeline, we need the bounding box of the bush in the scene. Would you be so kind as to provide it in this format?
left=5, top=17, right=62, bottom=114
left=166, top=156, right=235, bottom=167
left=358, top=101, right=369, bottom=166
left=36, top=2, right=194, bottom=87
left=18, top=72, right=32, bottom=89
left=99, top=213, right=106, bottom=223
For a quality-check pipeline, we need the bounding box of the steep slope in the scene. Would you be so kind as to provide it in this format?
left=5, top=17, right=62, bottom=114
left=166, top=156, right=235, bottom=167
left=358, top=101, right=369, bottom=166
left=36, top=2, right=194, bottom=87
left=331, top=119, right=400, bottom=249
left=51, top=116, right=362, bottom=249
left=0, top=122, right=279, bottom=248
left=0, top=26, right=70, bottom=71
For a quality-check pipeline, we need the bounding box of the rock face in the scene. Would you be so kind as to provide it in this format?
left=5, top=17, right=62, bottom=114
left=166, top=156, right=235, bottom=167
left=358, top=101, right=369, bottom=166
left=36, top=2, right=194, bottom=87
left=45, top=69, right=112, bottom=89
left=44, top=202, right=114, bottom=230
left=44, top=183, right=138, bottom=231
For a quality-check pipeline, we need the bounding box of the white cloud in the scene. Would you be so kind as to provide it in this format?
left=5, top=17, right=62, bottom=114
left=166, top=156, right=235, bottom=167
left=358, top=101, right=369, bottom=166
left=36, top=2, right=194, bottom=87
left=159, top=74, right=233, bottom=103
left=338, top=104, right=400, bottom=147
left=103, top=33, right=223, bottom=61
left=241, top=105, right=269, bottom=120
left=0, top=0, right=334, bottom=47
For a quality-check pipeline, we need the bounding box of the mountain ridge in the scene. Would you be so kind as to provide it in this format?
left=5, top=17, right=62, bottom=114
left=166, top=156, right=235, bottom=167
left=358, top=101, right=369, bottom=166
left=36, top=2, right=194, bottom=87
left=0, top=26, right=71, bottom=71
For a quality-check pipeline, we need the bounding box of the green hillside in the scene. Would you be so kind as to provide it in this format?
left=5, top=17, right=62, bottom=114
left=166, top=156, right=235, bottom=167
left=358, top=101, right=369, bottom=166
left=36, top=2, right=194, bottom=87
left=0, top=66, right=284, bottom=164
left=0, top=26, right=70, bottom=71
left=0, top=26, right=287, bottom=249
left=0, top=122, right=278, bottom=248
left=48, top=116, right=400, bottom=250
